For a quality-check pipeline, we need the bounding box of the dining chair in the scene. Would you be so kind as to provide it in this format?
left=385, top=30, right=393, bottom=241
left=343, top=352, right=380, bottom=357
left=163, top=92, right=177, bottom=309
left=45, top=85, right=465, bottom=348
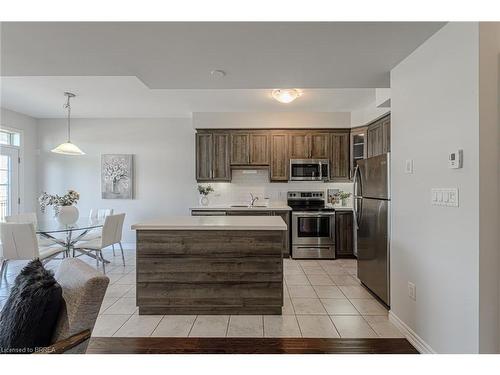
left=73, top=213, right=126, bottom=274
left=80, top=208, right=114, bottom=252
left=5, top=212, right=53, bottom=247
left=0, top=222, right=64, bottom=283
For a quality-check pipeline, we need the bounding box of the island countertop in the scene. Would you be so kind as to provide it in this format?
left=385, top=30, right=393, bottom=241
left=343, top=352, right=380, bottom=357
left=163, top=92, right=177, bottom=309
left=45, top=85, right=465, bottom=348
left=131, top=215, right=287, bottom=231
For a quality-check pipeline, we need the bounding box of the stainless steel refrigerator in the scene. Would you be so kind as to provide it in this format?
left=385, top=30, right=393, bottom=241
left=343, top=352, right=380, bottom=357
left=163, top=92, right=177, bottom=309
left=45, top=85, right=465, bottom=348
left=354, top=153, right=390, bottom=306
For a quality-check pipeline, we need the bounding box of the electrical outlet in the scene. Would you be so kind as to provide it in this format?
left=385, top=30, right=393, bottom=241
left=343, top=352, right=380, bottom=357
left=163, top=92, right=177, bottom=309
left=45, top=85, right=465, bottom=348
left=408, top=282, right=416, bottom=301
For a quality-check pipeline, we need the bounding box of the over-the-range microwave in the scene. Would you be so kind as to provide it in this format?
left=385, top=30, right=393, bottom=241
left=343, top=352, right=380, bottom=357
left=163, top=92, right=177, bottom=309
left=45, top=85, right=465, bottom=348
left=289, top=159, right=330, bottom=181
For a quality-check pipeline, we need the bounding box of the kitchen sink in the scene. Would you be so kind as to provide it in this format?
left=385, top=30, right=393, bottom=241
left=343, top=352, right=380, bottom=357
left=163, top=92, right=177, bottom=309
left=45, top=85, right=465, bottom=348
left=230, top=204, right=268, bottom=208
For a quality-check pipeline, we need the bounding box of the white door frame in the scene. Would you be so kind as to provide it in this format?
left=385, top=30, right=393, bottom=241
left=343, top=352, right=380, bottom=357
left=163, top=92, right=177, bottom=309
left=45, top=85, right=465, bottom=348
left=0, top=144, right=20, bottom=218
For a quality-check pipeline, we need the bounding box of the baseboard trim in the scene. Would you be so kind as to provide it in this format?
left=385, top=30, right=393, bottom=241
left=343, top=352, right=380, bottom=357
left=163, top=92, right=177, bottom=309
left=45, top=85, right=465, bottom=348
left=388, top=311, right=436, bottom=354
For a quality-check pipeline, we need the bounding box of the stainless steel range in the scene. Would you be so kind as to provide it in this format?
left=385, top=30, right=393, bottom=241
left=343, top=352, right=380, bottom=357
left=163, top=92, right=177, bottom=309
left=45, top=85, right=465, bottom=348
left=288, top=191, right=335, bottom=259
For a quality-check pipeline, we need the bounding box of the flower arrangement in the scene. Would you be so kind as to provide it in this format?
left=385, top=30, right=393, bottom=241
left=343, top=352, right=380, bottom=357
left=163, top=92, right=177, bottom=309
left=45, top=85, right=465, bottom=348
left=103, top=156, right=130, bottom=193
left=197, top=184, right=214, bottom=196
left=39, top=190, right=80, bottom=215
left=339, top=191, right=352, bottom=201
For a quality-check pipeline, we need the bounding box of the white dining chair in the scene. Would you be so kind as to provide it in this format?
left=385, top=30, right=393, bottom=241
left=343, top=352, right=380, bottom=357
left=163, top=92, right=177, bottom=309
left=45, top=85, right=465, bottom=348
left=5, top=212, right=53, bottom=247
left=79, top=208, right=114, bottom=251
left=0, top=222, right=64, bottom=283
left=73, top=213, right=126, bottom=274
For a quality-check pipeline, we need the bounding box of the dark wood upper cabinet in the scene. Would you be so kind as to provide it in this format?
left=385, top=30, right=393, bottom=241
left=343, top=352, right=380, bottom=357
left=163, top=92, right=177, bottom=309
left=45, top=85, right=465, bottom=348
left=230, top=132, right=249, bottom=165
left=367, top=123, right=383, bottom=158
left=330, top=132, right=350, bottom=180
left=382, top=117, right=391, bottom=153
left=196, top=131, right=230, bottom=182
left=249, top=133, right=269, bottom=165
left=289, top=132, right=310, bottom=159
left=367, top=115, right=390, bottom=158
left=196, top=127, right=356, bottom=183
left=350, top=126, right=367, bottom=178
left=270, top=133, right=289, bottom=181
left=310, top=133, right=330, bottom=159
left=212, top=133, right=231, bottom=181
left=196, top=133, right=213, bottom=181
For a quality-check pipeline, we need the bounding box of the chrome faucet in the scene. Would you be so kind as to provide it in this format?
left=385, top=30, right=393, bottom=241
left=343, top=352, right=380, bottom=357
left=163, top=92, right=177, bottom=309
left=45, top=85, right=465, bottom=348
left=249, top=193, right=259, bottom=207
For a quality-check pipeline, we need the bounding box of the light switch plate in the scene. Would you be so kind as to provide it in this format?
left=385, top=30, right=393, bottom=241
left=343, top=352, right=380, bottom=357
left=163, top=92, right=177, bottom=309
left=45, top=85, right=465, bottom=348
left=405, top=159, right=414, bottom=174
left=431, top=188, right=459, bottom=207
left=408, top=282, right=416, bottom=301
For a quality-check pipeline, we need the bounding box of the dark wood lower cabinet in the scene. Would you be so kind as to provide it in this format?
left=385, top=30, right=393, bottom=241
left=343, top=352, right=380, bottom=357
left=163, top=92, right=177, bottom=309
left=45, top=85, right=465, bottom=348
left=335, top=211, right=354, bottom=258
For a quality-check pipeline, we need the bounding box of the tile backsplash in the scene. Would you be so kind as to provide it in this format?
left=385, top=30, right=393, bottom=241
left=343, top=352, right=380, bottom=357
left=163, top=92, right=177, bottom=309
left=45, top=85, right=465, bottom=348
left=201, top=169, right=354, bottom=206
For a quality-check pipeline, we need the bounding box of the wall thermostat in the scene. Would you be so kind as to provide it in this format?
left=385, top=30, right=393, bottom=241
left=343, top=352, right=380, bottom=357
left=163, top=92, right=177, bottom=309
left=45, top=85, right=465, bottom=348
left=449, top=149, right=463, bottom=169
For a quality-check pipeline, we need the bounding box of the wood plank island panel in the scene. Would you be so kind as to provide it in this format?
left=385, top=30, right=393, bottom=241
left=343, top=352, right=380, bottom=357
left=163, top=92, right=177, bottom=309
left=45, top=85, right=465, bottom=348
left=135, top=229, right=284, bottom=315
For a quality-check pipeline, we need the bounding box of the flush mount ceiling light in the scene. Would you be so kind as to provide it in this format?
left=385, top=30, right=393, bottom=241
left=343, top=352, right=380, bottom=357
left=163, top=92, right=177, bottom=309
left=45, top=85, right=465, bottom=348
left=210, top=69, right=226, bottom=79
left=271, top=89, right=303, bottom=104
left=51, top=92, right=85, bottom=155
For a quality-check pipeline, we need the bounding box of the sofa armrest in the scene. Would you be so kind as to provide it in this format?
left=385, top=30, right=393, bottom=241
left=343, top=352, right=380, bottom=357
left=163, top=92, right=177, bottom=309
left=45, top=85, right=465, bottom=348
left=35, top=329, right=91, bottom=354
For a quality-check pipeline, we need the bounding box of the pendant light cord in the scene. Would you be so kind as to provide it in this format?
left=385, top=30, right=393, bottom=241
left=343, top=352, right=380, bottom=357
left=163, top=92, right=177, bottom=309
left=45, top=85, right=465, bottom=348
left=64, top=94, right=72, bottom=142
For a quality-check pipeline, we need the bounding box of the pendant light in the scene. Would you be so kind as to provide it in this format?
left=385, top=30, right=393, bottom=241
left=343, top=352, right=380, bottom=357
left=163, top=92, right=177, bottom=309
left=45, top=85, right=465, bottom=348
left=51, top=92, right=85, bottom=155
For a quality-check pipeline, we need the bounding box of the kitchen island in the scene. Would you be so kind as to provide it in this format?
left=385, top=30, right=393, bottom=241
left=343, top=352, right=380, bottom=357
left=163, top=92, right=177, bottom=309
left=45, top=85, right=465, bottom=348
left=132, top=216, right=287, bottom=315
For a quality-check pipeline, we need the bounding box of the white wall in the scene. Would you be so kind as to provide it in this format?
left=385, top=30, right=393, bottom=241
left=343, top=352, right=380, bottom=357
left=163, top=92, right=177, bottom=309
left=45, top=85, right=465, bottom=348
left=0, top=107, right=39, bottom=212
left=391, top=23, right=481, bottom=353
left=350, top=102, right=390, bottom=127
left=37, top=118, right=197, bottom=242
left=194, top=112, right=350, bottom=128
left=478, top=22, right=500, bottom=353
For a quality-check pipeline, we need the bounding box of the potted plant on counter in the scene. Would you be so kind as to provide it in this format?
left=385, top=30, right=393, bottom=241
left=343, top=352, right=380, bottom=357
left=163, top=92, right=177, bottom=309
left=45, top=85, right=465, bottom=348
left=339, top=191, right=352, bottom=207
left=197, top=184, right=214, bottom=207
left=39, top=190, right=80, bottom=225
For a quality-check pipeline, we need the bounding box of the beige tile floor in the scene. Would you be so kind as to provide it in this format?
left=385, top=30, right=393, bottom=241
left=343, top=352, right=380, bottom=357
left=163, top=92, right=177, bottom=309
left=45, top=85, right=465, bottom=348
left=0, top=248, right=404, bottom=339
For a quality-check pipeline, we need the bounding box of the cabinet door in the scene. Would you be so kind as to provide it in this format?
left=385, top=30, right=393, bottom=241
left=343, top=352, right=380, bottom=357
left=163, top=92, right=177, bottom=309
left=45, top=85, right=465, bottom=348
left=350, top=127, right=367, bottom=178
left=289, top=132, right=310, bottom=158
left=196, top=133, right=212, bottom=181
left=270, top=133, right=289, bottom=181
left=367, top=123, right=383, bottom=158
left=212, top=133, right=231, bottom=181
left=335, top=211, right=354, bottom=257
left=230, top=132, right=249, bottom=165
left=310, top=133, right=330, bottom=159
left=249, top=133, right=269, bottom=165
left=330, top=132, right=350, bottom=180
left=382, top=117, right=391, bottom=153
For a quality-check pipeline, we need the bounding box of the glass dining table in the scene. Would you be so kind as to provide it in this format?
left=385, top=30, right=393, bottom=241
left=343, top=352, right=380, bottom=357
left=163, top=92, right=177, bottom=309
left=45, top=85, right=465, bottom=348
left=36, top=218, right=109, bottom=263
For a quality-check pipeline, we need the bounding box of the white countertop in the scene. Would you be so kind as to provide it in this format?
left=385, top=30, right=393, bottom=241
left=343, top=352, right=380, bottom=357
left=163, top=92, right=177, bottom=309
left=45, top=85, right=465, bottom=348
left=325, top=203, right=354, bottom=211
left=190, top=203, right=292, bottom=211
left=131, top=216, right=288, bottom=231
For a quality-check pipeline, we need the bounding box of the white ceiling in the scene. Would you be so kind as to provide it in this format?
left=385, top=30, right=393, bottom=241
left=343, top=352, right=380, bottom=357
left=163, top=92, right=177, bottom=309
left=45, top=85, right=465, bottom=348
left=1, top=22, right=445, bottom=89
left=0, top=76, right=376, bottom=118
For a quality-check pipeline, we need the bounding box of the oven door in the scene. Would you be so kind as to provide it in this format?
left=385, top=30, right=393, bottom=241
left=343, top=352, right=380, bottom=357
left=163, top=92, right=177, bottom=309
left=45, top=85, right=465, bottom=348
left=290, top=160, right=322, bottom=181
left=292, top=211, right=335, bottom=246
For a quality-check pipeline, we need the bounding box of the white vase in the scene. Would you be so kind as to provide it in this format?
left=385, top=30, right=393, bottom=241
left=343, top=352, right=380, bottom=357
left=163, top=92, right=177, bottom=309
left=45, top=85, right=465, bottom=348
left=56, top=205, right=79, bottom=226
left=199, top=195, right=209, bottom=207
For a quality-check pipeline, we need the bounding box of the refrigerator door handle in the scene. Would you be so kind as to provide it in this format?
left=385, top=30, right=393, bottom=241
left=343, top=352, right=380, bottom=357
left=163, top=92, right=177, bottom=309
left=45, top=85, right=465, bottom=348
left=356, top=198, right=363, bottom=229
left=353, top=165, right=361, bottom=197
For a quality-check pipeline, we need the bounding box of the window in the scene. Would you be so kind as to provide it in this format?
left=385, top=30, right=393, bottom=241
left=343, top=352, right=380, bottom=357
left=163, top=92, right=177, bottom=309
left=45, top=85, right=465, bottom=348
left=0, top=129, right=21, bottom=147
